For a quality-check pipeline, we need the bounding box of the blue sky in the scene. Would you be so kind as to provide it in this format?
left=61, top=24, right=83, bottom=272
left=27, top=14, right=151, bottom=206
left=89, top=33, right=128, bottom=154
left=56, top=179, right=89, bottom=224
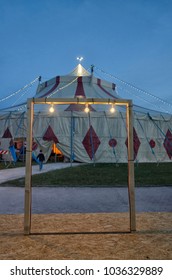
left=1, top=0, right=172, bottom=110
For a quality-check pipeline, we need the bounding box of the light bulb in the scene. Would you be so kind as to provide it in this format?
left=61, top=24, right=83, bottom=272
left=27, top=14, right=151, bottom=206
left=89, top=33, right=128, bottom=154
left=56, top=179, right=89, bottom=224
left=84, top=104, right=90, bottom=113
left=110, top=105, right=115, bottom=113
left=49, top=105, right=54, bottom=113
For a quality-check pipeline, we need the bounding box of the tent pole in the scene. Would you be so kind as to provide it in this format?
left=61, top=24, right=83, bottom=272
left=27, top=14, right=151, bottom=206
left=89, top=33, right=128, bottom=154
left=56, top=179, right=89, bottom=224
left=70, top=112, right=73, bottom=167
left=127, top=102, right=136, bottom=232
left=24, top=99, right=33, bottom=235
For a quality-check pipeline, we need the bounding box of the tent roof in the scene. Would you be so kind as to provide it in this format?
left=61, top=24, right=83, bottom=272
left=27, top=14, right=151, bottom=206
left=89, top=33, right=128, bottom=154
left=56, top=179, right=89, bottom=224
left=35, top=64, right=118, bottom=112
left=1, top=63, right=171, bottom=115
left=0, top=64, right=119, bottom=112
left=67, top=63, right=90, bottom=76
left=24, top=63, right=118, bottom=112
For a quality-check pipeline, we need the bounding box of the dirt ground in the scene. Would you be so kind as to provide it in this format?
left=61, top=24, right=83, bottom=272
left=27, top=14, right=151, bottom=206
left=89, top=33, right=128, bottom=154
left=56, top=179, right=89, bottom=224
left=0, top=212, right=171, bottom=260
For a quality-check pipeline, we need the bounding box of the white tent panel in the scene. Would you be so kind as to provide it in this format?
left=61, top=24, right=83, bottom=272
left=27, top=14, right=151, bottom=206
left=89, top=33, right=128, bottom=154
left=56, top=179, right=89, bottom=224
left=0, top=64, right=172, bottom=163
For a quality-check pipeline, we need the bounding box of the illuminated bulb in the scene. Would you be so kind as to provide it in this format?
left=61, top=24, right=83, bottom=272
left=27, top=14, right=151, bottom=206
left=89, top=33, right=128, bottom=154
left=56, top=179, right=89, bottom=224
left=49, top=105, right=54, bottom=113
left=84, top=104, right=90, bottom=113
left=110, top=105, right=115, bottom=113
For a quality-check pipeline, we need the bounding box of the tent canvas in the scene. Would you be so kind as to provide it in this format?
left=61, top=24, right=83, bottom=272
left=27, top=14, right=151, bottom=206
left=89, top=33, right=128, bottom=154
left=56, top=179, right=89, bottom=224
left=0, top=64, right=172, bottom=163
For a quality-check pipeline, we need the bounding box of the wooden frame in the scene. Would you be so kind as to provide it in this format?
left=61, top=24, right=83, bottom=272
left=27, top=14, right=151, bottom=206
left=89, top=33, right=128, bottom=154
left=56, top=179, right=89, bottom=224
left=24, top=98, right=136, bottom=234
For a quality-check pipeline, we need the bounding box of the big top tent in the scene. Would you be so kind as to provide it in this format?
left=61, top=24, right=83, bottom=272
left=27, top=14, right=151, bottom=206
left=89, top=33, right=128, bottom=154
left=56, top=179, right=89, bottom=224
left=0, top=63, right=172, bottom=164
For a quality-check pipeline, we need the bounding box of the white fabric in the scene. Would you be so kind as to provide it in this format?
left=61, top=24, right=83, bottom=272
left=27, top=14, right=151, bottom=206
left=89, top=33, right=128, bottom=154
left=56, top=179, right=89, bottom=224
left=0, top=64, right=172, bottom=163
left=0, top=111, right=172, bottom=163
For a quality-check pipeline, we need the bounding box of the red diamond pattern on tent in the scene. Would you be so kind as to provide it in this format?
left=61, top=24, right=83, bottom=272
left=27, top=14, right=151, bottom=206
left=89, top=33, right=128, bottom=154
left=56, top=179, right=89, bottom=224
left=75, top=77, right=86, bottom=98
left=163, top=129, right=172, bottom=159
left=43, top=125, right=59, bottom=143
left=2, top=127, right=12, bottom=138
left=149, top=139, right=156, bottom=148
left=82, top=125, right=101, bottom=159
left=125, top=127, right=141, bottom=160
left=65, top=77, right=96, bottom=111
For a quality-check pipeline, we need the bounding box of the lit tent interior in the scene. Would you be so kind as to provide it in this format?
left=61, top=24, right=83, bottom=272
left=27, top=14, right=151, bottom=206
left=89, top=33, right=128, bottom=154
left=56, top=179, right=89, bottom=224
left=0, top=63, right=172, bottom=164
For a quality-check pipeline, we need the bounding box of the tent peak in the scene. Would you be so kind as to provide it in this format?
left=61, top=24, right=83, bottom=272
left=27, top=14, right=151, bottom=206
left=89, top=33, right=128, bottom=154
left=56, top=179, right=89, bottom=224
left=68, top=64, right=90, bottom=77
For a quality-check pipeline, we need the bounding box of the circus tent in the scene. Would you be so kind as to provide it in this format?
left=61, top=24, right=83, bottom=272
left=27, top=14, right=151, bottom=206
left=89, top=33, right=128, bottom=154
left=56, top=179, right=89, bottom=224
left=0, top=63, right=172, bottom=163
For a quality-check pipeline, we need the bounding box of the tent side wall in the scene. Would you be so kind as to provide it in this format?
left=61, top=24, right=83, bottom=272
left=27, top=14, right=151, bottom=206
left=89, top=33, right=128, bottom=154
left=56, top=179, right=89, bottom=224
left=1, top=111, right=171, bottom=163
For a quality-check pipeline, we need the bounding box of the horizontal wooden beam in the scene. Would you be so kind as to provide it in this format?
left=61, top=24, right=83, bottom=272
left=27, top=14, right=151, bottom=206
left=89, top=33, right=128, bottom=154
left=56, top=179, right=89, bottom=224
left=30, top=97, right=132, bottom=106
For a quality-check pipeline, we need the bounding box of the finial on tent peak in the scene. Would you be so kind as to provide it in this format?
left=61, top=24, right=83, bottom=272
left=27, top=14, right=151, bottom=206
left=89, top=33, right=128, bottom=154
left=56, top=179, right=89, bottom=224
left=76, top=56, right=84, bottom=64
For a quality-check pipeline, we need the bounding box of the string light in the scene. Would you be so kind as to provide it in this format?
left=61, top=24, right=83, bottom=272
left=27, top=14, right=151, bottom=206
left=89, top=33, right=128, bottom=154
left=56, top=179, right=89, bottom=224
left=117, top=83, right=171, bottom=114
left=12, top=86, right=32, bottom=106
left=95, top=66, right=172, bottom=114
left=48, top=76, right=78, bottom=97
left=0, top=77, right=39, bottom=103
left=48, top=66, right=91, bottom=98
left=0, top=66, right=91, bottom=111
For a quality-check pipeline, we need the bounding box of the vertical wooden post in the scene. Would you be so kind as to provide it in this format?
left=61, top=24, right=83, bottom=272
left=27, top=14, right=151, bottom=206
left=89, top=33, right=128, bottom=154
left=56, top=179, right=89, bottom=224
left=126, top=101, right=136, bottom=232
left=24, top=99, right=33, bottom=235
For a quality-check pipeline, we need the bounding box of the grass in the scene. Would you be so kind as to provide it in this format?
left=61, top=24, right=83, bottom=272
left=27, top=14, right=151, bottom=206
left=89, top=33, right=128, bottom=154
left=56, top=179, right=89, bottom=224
left=0, top=161, right=25, bottom=169
left=3, top=162, right=172, bottom=187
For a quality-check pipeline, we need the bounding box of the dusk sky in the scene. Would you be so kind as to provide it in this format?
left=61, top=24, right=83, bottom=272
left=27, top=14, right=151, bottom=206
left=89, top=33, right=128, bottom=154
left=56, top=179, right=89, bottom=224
left=1, top=0, right=172, bottom=111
